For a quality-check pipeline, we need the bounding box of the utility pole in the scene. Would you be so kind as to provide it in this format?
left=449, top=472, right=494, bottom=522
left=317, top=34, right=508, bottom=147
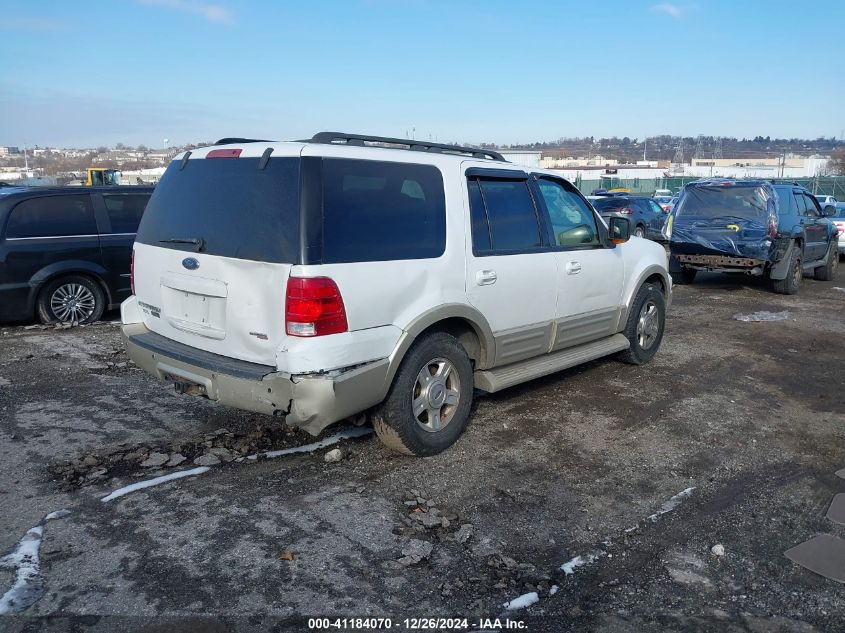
left=693, top=134, right=704, bottom=160
left=643, top=138, right=647, bottom=162
left=673, top=139, right=685, bottom=164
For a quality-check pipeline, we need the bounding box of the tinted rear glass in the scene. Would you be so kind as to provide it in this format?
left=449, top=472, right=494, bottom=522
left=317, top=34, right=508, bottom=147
left=676, top=185, right=772, bottom=219
left=321, top=158, right=446, bottom=263
left=6, top=194, right=97, bottom=238
left=136, top=157, right=300, bottom=263
left=475, top=179, right=542, bottom=251
left=102, top=193, right=150, bottom=233
left=592, top=197, right=629, bottom=210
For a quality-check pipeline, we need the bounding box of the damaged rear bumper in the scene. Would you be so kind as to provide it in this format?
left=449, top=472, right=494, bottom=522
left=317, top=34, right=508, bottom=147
left=675, top=253, right=767, bottom=274
left=122, top=323, right=388, bottom=436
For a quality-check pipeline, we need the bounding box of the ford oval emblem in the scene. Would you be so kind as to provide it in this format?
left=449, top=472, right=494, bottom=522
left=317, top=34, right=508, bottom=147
left=182, top=257, right=199, bottom=270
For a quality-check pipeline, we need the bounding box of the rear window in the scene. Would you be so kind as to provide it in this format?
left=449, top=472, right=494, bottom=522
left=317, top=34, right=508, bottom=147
left=136, top=157, right=300, bottom=263
left=102, top=193, right=150, bottom=233
left=592, top=197, right=629, bottom=211
left=321, top=159, right=446, bottom=263
left=675, top=184, right=773, bottom=220
left=6, top=194, right=97, bottom=238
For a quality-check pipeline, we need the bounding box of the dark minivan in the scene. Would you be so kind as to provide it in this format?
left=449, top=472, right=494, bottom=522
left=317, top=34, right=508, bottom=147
left=0, top=186, right=154, bottom=323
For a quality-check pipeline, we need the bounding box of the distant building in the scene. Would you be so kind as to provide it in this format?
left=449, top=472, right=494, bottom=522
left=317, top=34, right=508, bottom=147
left=498, top=150, right=542, bottom=168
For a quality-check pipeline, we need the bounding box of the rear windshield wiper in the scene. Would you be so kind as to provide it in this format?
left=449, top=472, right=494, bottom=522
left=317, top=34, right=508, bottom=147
left=159, top=238, right=204, bottom=252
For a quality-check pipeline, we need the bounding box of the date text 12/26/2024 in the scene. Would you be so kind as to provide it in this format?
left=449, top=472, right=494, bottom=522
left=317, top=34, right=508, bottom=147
left=308, top=618, right=529, bottom=630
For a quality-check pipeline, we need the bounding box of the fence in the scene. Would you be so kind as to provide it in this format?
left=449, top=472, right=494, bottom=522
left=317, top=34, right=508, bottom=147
left=573, top=175, right=845, bottom=198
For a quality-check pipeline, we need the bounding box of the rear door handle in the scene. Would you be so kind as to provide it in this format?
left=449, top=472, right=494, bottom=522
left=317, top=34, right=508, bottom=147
left=476, top=270, right=497, bottom=285
left=566, top=261, right=582, bottom=275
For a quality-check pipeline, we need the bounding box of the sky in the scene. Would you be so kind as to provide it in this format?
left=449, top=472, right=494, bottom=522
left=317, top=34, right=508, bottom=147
left=0, top=0, right=843, bottom=148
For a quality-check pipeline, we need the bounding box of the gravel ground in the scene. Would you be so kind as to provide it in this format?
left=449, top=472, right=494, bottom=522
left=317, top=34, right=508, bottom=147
left=0, top=272, right=844, bottom=632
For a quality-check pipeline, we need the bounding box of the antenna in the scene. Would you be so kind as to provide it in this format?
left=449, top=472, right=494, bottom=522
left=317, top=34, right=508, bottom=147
left=714, top=137, right=723, bottom=160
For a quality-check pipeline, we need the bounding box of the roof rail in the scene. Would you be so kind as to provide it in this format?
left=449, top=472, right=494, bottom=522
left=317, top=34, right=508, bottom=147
left=308, top=132, right=506, bottom=162
left=214, top=137, right=274, bottom=145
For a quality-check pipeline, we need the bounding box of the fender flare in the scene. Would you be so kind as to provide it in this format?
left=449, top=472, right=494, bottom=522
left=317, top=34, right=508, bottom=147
left=376, top=304, right=496, bottom=401
left=623, top=264, right=671, bottom=310
left=769, top=240, right=800, bottom=281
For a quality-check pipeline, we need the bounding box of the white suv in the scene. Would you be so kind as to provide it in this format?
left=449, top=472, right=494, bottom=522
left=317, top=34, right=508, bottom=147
left=122, top=133, right=671, bottom=455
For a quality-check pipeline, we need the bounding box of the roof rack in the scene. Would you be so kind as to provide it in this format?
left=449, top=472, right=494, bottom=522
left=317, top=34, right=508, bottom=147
left=214, top=137, right=274, bottom=145
left=308, top=132, right=506, bottom=162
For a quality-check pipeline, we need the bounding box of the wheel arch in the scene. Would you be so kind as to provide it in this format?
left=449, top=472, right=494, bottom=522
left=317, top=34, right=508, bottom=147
left=621, top=263, right=671, bottom=320
left=377, top=305, right=495, bottom=402
left=29, top=261, right=112, bottom=315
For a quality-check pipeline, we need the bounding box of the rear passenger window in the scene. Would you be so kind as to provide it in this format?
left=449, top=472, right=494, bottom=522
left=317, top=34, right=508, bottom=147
left=321, top=159, right=446, bottom=263
left=470, top=178, right=541, bottom=253
left=803, top=194, right=821, bottom=216
left=6, top=195, right=96, bottom=238
left=467, top=179, right=491, bottom=252
left=102, top=194, right=150, bottom=233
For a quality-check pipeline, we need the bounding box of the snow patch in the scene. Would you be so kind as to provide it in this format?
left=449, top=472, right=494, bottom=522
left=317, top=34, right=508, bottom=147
left=647, top=486, right=696, bottom=522
left=0, top=376, right=10, bottom=387
left=100, top=467, right=210, bottom=502
left=561, top=550, right=605, bottom=575
left=244, top=427, right=373, bottom=461
left=549, top=585, right=559, bottom=595
left=0, top=510, right=70, bottom=615
left=44, top=510, right=71, bottom=521
left=733, top=311, right=790, bottom=322
left=502, top=591, right=539, bottom=611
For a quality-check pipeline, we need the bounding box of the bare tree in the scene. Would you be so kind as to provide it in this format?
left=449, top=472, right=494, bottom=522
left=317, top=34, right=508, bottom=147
left=828, top=148, right=845, bottom=176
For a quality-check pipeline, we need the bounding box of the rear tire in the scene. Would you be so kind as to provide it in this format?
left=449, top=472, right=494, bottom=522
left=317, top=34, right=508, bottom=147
left=814, top=242, right=838, bottom=281
left=634, top=225, right=645, bottom=238
left=772, top=247, right=802, bottom=295
left=37, top=275, right=105, bottom=324
left=671, top=267, right=697, bottom=285
left=618, top=283, right=666, bottom=365
left=373, top=332, right=473, bottom=456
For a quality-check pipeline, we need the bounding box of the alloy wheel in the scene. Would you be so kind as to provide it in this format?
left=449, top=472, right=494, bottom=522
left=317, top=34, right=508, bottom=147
left=412, top=357, right=461, bottom=433
left=636, top=301, right=660, bottom=350
left=50, top=283, right=96, bottom=323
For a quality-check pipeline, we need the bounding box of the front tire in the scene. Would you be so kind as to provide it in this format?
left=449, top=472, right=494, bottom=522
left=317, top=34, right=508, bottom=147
left=37, top=275, right=105, bottom=324
left=814, top=242, right=838, bottom=281
left=373, top=332, right=473, bottom=456
left=618, top=283, right=666, bottom=365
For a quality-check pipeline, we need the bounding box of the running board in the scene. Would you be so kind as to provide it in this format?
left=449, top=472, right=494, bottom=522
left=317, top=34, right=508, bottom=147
left=474, top=333, right=630, bottom=393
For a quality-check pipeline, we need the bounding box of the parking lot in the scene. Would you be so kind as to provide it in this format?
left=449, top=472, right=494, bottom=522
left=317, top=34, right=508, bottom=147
left=1, top=273, right=844, bottom=632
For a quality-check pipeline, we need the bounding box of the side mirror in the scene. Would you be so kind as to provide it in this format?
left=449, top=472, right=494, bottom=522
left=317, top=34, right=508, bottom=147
left=822, top=205, right=836, bottom=217
left=608, top=217, right=630, bottom=244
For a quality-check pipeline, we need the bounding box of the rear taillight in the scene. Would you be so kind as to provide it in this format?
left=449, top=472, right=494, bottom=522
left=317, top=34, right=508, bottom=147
left=285, top=277, right=348, bottom=337
left=130, top=250, right=135, bottom=295
left=206, top=148, right=242, bottom=159
left=618, top=207, right=633, bottom=215
left=766, top=214, right=778, bottom=239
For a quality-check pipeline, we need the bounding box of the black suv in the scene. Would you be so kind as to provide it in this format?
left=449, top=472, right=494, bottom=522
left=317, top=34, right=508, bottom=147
left=0, top=186, right=154, bottom=323
left=592, top=195, right=667, bottom=240
left=667, top=179, right=838, bottom=294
